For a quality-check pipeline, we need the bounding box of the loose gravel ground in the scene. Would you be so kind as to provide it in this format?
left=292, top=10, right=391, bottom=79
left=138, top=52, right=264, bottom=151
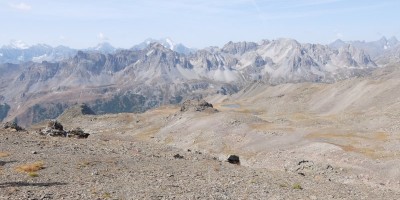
left=1, top=129, right=399, bottom=200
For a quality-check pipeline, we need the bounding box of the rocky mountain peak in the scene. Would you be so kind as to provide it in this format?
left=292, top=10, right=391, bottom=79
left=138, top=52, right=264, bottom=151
left=148, top=42, right=170, bottom=51
left=328, top=36, right=400, bottom=59
left=222, top=41, right=258, bottom=55
left=379, top=36, right=388, bottom=43
left=388, top=36, right=399, bottom=44
left=274, top=38, right=301, bottom=47
left=89, top=42, right=116, bottom=54
left=329, top=39, right=347, bottom=49
left=132, top=38, right=195, bottom=55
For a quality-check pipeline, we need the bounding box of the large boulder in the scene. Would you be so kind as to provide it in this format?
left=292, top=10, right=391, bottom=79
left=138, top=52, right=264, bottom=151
left=39, top=120, right=67, bottom=137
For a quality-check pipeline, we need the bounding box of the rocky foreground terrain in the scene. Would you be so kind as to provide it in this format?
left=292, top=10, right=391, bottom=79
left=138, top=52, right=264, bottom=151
left=0, top=127, right=399, bottom=200
left=1, top=93, right=400, bottom=199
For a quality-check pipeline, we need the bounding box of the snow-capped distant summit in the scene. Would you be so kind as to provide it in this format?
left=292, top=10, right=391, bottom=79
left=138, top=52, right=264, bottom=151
left=88, top=42, right=116, bottom=54
left=134, top=38, right=175, bottom=50
left=0, top=42, right=77, bottom=64
left=132, top=38, right=196, bottom=55
left=6, top=40, right=30, bottom=49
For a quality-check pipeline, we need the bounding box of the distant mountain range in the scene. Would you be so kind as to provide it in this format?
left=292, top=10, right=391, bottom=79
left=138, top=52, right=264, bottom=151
left=2, top=36, right=398, bottom=65
left=329, top=36, right=400, bottom=64
left=0, top=41, right=119, bottom=64
left=0, top=37, right=399, bottom=126
left=0, top=38, right=195, bottom=64
left=0, top=41, right=76, bottom=64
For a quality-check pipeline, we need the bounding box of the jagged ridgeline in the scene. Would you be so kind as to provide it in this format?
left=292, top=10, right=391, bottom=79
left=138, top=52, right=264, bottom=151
left=27, top=103, right=68, bottom=124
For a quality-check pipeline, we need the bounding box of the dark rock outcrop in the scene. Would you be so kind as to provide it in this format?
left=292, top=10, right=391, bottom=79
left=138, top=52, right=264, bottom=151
left=173, top=154, right=184, bottom=159
left=67, top=127, right=90, bottom=139
left=180, top=99, right=218, bottom=112
left=38, top=120, right=90, bottom=138
left=39, top=120, right=67, bottom=137
left=47, top=120, right=64, bottom=131
left=2, top=121, right=24, bottom=131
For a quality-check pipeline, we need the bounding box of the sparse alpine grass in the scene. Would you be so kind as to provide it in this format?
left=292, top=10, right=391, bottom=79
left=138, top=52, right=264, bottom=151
left=102, top=192, right=111, bottom=199
left=28, top=172, right=39, bottom=177
left=15, top=161, right=45, bottom=173
left=293, top=183, right=303, bottom=190
left=279, top=183, right=288, bottom=188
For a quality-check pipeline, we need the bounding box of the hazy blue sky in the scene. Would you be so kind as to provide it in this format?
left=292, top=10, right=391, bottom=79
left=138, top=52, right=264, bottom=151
left=1, top=0, right=399, bottom=48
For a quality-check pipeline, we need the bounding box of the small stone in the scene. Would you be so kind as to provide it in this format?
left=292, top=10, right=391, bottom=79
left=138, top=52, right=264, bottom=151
left=227, top=155, right=240, bottom=165
left=31, top=151, right=37, bottom=154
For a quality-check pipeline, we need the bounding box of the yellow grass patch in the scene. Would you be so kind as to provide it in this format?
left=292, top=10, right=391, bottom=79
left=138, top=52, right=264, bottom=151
left=337, top=144, right=382, bottom=158
left=135, top=126, right=161, bottom=140
left=306, top=132, right=370, bottom=140
left=15, top=161, right=45, bottom=173
left=374, top=132, right=388, bottom=141
left=0, top=152, right=10, bottom=157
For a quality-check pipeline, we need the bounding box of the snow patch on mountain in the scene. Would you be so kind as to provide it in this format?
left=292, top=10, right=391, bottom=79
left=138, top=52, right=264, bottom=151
left=132, top=38, right=195, bottom=55
left=165, top=38, right=175, bottom=50
left=8, top=40, right=30, bottom=49
left=32, top=54, right=49, bottom=62
left=88, top=42, right=116, bottom=54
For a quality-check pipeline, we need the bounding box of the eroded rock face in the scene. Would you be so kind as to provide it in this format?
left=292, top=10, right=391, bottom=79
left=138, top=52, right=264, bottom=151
left=39, top=120, right=67, bottom=137
left=2, top=121, right=24, bottom=131
left=47, top=120, right=64, bottom=131
left=180, top=99, right=218, bottom=112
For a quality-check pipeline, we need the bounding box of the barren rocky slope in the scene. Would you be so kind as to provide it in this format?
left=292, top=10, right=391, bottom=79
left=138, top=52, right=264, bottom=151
left=43, top=64, right=400, bottom=198
left=2, top=65, right=400, bottom=199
